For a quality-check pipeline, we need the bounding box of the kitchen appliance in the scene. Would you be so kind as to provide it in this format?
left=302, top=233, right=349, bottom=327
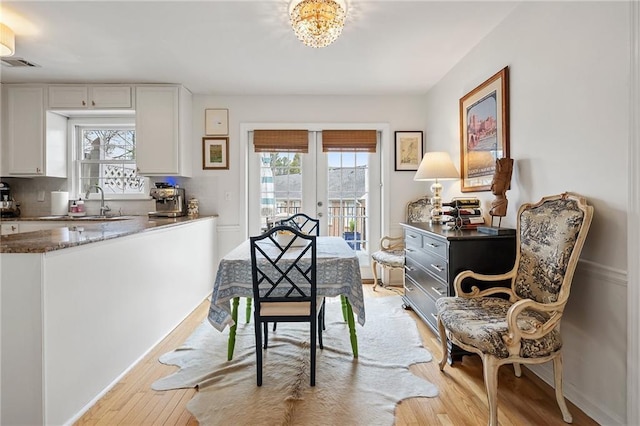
left=0, top=182, right=20, bottom=218
left=149, top=182, right=187, bottom=217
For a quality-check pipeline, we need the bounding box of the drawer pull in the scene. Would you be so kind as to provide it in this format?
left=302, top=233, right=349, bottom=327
left=405, top=285, right=414, bottom=292
left=405, top=248, right=414, bottom=253
left=430, top=263, right=445, bottom=272
left=404, top=265, right=414, bottom=272
left=430, top=313, right=438, bottom=321
left=431, top=286, right=445, bottom=296
left=427, top=242, right=440, bottom=248
left=408, top=234, right=417, bottom=239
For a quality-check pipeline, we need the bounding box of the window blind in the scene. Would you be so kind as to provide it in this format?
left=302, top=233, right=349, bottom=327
left=322, top=130, right=377, bottom=152
left=253, top=130, right=309, bottom=153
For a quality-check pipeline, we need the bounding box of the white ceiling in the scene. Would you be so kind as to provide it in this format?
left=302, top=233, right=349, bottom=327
left=0, top=1, right=518, bottom=96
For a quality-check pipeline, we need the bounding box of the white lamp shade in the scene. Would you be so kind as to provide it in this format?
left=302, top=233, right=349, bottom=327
left=0, top=23, right=15, bottom=57
left=413, top=152, right=459, bottom=181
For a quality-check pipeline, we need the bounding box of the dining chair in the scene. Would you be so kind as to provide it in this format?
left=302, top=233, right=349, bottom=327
left=250, top=225, right=322, bottom=386
left=275, top=212, right=320, bottom=236
left=436, top=193, right=593, bottom=426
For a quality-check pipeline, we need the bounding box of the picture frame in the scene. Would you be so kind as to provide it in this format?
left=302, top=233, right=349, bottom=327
left=202, top=137, right=229, bottom=170
left=459, top=66, right=510, bottom=192
left=394, top=131, right=424, bottom=171
left=205, top=108, right=229, bottom=136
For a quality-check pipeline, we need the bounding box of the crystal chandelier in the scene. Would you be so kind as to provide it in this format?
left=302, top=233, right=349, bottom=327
left=289, top=0, right=347, bottom=48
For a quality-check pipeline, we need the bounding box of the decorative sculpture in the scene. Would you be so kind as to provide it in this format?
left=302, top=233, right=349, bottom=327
left=489, top=158, right=513, bottom=227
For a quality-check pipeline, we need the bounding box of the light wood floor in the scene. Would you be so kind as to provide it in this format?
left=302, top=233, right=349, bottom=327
left=76, top=284, right=598, bottom=425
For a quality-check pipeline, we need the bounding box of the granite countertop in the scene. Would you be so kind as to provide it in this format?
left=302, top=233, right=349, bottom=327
left=0, top=215, right=215, bottom=254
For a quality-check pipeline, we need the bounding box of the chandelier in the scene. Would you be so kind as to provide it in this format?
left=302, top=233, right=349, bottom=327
left=289, top=0, right=347, bottom=48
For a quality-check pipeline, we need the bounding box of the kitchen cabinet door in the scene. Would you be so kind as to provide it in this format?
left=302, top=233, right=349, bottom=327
left=48, top=85, right=132, bottom=109
left=5, top=86, right=67, bottom=177
left=135, top=85, right=192, bottom=177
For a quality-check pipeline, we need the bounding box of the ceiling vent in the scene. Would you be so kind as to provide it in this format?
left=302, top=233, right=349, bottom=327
left=1, top=57, right=40, bottom=67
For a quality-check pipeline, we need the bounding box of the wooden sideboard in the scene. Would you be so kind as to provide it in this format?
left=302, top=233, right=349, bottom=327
left=400, top=222, right=516, bottom=363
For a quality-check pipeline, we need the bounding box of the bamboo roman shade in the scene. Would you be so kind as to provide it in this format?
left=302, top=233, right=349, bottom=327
left=253, top=130, right=309, bottom=153
left=322, top=130, right=377, bottom=152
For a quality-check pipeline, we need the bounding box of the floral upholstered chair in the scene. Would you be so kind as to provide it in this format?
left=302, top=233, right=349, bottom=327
left=436, top=193, right=593, bottom=426
left=371, top=196, right=430, bottom=291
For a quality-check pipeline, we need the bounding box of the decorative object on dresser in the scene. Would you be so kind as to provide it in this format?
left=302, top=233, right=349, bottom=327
left=435, top=192, right=593, bottom=426
left=478, top=157, right=515, bottom=235
left=394, top=131, right=424, bottom=171
left=371, top=196, right=431, bottom=291
left=413, top=152, right=460, bottom=223
left=400, top=221, right=516, bottom=363
left=459, top=66, right=510, bottom=192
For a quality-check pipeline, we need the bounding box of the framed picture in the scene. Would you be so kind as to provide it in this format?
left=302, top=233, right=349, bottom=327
left=394, top=131, right=424, bottom=171
left=205, top=108, right=229, bottom=136
left=459, top=66, right=510, bottom=192
left=202, top=137, right=229, bottom=170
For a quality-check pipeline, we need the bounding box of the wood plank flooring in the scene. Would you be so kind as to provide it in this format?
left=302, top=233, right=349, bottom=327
left=76, top=284, right=598, bottom=425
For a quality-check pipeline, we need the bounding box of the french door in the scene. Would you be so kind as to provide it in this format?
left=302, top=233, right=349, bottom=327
left=247, top=130, right=381, bottom=278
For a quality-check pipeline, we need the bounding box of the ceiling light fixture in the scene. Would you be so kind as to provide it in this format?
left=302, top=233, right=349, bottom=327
left=289, top=0, right=347, bottom=48
left=0, top=23, right=15, bottom=57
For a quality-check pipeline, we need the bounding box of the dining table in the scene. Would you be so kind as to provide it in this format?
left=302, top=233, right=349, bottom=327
left=207, top=236, right=366, bottom=358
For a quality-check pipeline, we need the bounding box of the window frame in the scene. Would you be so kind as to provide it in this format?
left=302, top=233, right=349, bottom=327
left=68, top=116, right=149, bottom=201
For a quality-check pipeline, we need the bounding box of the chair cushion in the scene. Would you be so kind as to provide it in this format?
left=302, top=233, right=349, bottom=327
left=371, top=250, right=405, bottom=268
left=260, top=301, right=311, bottom=316
left=436, top=297, right=562, bottom=359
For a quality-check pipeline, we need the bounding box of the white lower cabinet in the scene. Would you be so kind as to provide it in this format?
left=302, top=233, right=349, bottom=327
left=0, top=222, right=19, bottom=235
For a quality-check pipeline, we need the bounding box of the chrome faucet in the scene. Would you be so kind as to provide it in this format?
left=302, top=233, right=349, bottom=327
left=85, top=185, right=111, bottom=216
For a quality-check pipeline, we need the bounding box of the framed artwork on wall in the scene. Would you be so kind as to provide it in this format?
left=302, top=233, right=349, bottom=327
left=202, top=137, right=229, bottom=170
left=394, top=131, right=424, bottom=171
left=205, top=108, right=229, bottom=136
left=459, top=66, right=510, bottom=192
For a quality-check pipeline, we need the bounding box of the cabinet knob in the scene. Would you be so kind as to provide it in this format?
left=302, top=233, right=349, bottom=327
left=92, top=100, right=95, bottom=106
left=11, top=225, right=17, bottom=231
left=82, top=100, right=86, bottom=106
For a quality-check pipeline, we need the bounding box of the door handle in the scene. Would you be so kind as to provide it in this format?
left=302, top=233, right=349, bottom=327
left=317, top=212, right=323, bottom=217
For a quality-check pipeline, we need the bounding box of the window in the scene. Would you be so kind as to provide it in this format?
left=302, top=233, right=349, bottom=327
left=71, top=117, right=147, bottom=199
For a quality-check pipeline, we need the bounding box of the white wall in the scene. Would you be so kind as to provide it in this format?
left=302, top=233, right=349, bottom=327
left=186, top=95, right=429, bottom=257
left=423, top=2, right=630, bottom=424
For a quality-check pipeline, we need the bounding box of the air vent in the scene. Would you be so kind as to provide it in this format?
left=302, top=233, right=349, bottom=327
left=1, top=57, right=40, bottom=67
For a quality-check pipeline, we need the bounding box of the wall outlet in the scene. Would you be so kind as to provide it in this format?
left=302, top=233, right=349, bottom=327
left=37, top=190, right=45, bottom=202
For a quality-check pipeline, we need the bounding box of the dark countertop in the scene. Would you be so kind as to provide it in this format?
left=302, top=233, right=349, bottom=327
left=0, top=215, right=216, bottom=254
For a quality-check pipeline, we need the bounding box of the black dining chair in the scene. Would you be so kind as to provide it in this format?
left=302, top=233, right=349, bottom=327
left=275, top=213, right=320, bottom=236
left=250, top=225, right=323, bottom=386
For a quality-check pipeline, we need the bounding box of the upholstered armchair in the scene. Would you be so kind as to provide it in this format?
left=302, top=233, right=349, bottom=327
left=371, top=196, right=430, bottom=291
left=436, top=193, right=593, bottom=426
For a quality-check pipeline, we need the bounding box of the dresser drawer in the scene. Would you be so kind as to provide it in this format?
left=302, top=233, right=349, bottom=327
left=404, top=275, right=439, bottom=332
left=405, top=229, right=422, bottom=249
left=421, top=233, right=448, bottom=258
left=405, top=256, right=448, bottom=299
left=406, top=247, right=448, bottom=283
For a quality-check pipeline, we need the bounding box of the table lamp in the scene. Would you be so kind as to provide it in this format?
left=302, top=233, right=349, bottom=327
left=413, top=152, right=459, bottom=223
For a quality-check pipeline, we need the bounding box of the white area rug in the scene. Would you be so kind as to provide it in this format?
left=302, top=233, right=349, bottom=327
left=152, top=295, right=438, bottom=425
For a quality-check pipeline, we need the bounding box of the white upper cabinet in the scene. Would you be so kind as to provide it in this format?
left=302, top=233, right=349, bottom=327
left=48, top=85, right=133, bottom=109
left=4, top=85, right=67, bottom=177
left=135, top=85, right=192, bottom=177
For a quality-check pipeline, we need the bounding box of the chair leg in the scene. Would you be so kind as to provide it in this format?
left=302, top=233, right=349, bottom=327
left=318, top=302, right=324, bottom=350
left=437, top=315, right=448, bottom=371
left=340, top=295, right=348, bottom=322
left=227, top=297, right=240, bottom=361
left=310, top=314, right=317, bottom=386
left=553, top=354, right=573, bottom=423
left=254, top=318, right=263, bottom=387
left=371, top=260, right=379, bottom=291
left=482, top=355, right=500, bottom=426
left=263, top=321, right=269, bottom=349
left=513, top=362, right=522, bottom=377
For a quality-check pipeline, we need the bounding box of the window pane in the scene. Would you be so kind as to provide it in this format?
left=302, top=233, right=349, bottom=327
left=82, top=130, right=135, bottom=161
left=80, top=164, right=145, bottom=195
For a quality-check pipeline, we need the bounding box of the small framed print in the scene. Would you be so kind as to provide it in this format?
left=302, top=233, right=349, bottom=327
left=394, top=131, right=424, bottom=171
left=202, top=137, right=229, bottom=170
left=205, top=108, right=229, bottom=136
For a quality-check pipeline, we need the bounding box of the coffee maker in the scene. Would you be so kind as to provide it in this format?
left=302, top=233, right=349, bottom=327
left=0, top=182, right=20, bottom=218
left=149, top=182, right=187, bottom=217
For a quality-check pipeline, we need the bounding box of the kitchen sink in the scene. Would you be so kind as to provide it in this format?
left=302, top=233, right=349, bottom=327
left=36, top=215, right=132, bottom=221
